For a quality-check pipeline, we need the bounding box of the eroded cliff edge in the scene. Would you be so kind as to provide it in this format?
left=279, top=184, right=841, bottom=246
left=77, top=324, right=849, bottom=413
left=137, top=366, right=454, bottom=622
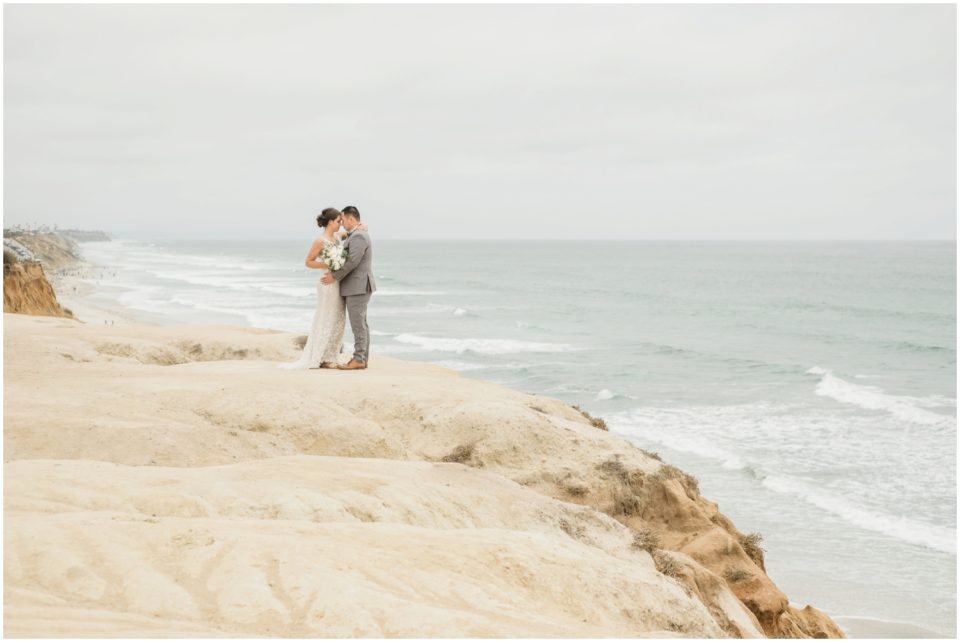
left=3, top=231, right=84, bottom=318
left=3, top=261, right=73, bottom=318
left=3, top=315, right=844, bottom=638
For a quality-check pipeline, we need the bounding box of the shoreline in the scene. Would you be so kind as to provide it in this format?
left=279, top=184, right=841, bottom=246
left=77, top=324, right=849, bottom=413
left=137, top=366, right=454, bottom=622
left=832, top=615, right=951, bottom=639
left=57, top=278, right=159, bottom=327
left=51, top=261, right=166, bottom=327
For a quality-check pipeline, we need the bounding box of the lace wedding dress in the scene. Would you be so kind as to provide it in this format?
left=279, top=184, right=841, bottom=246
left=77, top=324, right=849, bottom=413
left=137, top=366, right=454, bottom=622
left=279, top=241, right=346, bottom=369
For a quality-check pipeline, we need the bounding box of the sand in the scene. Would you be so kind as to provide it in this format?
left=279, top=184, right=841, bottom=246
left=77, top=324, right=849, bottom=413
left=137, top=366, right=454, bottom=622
left=3, top=310, right=844, bottom=638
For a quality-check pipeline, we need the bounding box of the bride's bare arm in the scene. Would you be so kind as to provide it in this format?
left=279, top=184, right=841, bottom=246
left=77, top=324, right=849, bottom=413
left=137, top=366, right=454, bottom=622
left=304, top=239, right=329, bottom=269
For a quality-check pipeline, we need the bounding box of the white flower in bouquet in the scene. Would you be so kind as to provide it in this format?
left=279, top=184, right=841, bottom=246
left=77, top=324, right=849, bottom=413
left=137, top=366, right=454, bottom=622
left=320, top=241, right=349, bottom=271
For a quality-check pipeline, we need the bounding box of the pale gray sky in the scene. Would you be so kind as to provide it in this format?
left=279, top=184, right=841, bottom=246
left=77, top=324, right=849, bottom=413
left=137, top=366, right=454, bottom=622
left=3, top=4, right=956, bottom=240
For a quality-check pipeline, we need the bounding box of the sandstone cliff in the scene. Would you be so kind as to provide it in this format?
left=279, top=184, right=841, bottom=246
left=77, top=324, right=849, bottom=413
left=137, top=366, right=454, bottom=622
left=5, top=231, right=83, bottom=271
left=3, top=315, right=845, bottom=638
left=3, top=262, right=73, bottom=318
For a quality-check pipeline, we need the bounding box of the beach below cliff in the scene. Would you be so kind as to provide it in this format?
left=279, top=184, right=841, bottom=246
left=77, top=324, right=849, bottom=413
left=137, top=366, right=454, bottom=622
left=3, top=309, right=851, bottom=638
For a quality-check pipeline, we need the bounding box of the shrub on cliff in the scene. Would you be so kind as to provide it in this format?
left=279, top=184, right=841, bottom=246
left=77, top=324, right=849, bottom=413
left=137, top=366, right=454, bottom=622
left=441, top=441, right=477, bottom=464
left=632, top=528, right=661, bottom=553
left=653, top=463, right=700, bottom=498
left=739, top=532, right=766, bottom=570
left=653, top=550, right=682, bottom=578
left=573, top=405, right=608, bottom=430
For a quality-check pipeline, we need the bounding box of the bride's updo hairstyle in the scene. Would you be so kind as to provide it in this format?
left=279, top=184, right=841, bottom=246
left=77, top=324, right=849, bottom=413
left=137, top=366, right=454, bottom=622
left=316, top=208, right=341, bottom=228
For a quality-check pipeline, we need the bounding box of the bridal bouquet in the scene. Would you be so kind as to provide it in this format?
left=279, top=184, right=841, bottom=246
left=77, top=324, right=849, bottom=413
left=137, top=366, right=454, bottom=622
left=320, top=241, right=349, bottom=271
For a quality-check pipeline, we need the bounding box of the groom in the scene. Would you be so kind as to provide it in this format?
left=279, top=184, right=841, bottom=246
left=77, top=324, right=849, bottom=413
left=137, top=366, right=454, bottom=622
left=321, top=205, right=376, bottom=370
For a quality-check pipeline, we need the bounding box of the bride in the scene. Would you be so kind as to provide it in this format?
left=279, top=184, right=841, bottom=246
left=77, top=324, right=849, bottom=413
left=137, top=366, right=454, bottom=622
left=280, top=208, right=365, bottom=370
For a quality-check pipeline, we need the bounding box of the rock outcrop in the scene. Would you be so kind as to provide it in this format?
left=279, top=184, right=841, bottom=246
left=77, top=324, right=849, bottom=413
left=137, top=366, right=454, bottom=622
left=3, top=315, right=845, bottom=638
left=4, top=231, right=83, bottom=271
left=3, top=261, right=73, bottom=318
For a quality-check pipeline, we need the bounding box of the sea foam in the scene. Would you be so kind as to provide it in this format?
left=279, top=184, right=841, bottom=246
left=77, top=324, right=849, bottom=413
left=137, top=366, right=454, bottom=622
left=607, top=405, right=957, bottom=555
left=609, top=411, right=747, bottom=471
left=376, top=289, right=446, bottom=297
left=761, top=474, right=957, bottom=555
left=393, top=334, right=578, bottom=355
left=807, top=367, right=954, bottom=426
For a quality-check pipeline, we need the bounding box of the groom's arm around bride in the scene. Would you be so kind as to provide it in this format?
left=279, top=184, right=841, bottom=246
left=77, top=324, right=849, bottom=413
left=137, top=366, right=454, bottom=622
left=326, top=234, right=371, bottom=289
left=321, top=216, right=375, bottom=294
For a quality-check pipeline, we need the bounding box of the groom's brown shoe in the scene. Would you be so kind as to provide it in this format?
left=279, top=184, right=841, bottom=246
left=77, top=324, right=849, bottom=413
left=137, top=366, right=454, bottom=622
left=337, top=359, right=367, bottom=370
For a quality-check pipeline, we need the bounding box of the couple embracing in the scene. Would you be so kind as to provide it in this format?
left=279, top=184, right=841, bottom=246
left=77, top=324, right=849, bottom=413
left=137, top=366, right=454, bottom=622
left=281, top=205, right=376, bottom=371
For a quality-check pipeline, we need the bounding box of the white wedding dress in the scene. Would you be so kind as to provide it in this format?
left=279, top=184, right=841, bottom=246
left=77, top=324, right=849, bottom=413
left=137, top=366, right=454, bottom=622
left=279, top=240, right=346, bottom=369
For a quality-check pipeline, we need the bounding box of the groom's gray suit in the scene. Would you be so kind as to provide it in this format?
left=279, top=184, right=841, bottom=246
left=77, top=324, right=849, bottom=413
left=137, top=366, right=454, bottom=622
left=332, top=229, right=377, bottom=363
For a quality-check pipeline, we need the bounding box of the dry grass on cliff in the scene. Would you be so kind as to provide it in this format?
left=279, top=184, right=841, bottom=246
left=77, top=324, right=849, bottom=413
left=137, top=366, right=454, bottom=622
left=653, top=463, right=700, bottom=498
left=440, top=442, right=477, bottom=464
left=653, top=551, right=682, bottom=578
left=724, top=568, right=752, bottom=583
left=641, top=449, right=663, bottom=461
left=631, top=528, right=661, bottom=553
left=739, top=532, right=766, bottom=570
left=597, top=457, right=631, bottom=483
left=572, top=405, right=608, bottom=431
left=596, top=457, right=644, bottom=516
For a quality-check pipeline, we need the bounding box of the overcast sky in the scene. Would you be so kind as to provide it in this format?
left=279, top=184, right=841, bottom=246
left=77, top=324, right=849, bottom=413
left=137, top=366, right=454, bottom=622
left=3, top=4, right=956, bottom=240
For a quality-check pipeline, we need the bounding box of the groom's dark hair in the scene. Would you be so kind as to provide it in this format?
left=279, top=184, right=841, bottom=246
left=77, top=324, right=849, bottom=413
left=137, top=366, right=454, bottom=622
left=342, top=205, right=360, bottom=221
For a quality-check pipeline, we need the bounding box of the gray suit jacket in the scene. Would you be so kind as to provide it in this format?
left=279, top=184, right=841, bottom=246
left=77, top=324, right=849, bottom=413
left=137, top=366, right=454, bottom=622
left=332, top=230, right=377, bottom=296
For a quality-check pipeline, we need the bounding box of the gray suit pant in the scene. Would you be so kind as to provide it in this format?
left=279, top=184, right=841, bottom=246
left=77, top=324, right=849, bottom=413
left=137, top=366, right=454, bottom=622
left=344, top=292, right=372, bottom=363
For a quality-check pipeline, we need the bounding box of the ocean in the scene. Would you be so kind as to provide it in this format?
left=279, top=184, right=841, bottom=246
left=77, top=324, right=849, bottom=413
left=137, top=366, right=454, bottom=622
left=76, top=238, right=956, bottom=637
